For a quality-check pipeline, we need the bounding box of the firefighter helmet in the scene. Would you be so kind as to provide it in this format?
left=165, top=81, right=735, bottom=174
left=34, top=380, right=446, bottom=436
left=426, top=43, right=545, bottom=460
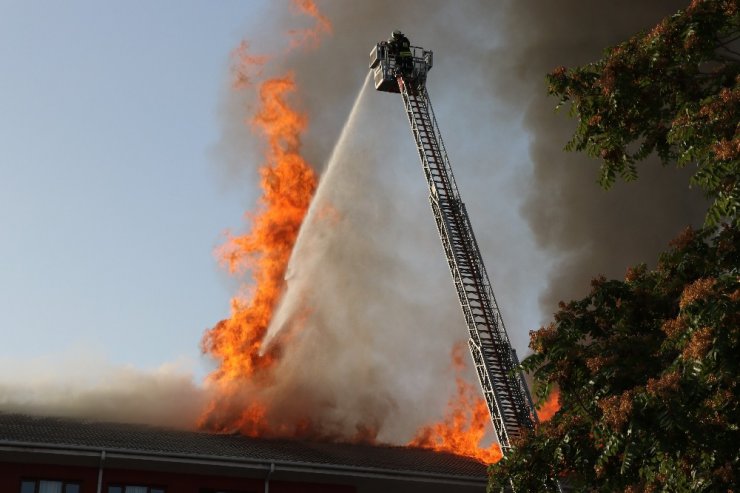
left=392, top=30, right=402, bottom=39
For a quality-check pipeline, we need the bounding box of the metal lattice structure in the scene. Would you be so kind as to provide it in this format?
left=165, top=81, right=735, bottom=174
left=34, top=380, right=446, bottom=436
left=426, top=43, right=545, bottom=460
left=369, top=41, right=537, bottom=453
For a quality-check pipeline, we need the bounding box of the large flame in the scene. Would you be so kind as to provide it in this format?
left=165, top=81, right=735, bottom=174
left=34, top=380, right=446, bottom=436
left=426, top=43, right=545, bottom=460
left=199, top=0, right=328, bottom=434
left=201, top=72, right=317, bottom=381
left=409, top=343, right=503, bottom=464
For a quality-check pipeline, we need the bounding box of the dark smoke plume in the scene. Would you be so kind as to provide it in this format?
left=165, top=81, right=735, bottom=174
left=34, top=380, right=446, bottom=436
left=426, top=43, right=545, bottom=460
left=486, top=0, right=707, bottom=316
left=215, top=0, right=706, bottom=348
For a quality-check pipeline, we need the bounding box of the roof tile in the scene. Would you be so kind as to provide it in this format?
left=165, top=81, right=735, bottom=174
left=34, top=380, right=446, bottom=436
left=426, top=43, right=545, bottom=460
left=0, top=413, right=487, bottom=479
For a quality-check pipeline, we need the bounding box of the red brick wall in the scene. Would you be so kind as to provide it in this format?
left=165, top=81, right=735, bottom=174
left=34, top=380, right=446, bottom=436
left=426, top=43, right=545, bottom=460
left=102, top=468, right=263, bottom=492
left=0, top=463, right=98, bottom=493
left=0, top=462, right=355, bottom=493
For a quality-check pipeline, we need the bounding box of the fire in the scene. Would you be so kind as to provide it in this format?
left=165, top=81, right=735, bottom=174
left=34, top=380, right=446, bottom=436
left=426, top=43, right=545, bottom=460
left=289, top=0, right=332, bottom=49
left=538, top=388, right=560, bottom=422
left=409, top=343, right=503, bottom=464
left=201, top=70, right=316, bottom=384
left=409, top=351, right=561, bottom=463
left=199, top=0, right=329, bottom=434
left=200, top=1, right=531, bottom=459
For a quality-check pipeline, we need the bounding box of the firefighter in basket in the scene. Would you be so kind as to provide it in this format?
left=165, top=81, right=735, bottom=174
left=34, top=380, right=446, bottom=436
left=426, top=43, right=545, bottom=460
left=387, top=30, right=413, bottom=77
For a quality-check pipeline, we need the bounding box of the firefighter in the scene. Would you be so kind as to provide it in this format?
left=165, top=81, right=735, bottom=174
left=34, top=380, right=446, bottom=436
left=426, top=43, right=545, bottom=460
left=388, top=30, right=413, bottom=76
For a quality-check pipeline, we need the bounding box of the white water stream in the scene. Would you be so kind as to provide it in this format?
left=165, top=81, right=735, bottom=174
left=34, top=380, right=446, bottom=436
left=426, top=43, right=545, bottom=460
left=262, top=72, right=373, bottom=349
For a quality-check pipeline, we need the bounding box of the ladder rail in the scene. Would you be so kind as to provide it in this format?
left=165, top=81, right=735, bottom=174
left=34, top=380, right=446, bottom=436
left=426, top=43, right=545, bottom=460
left=398, top=78, right=536, bottom=453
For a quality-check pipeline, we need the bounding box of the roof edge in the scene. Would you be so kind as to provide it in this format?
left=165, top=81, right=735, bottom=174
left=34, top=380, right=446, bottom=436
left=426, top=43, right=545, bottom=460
left=0, top=440, right=488, bottom=487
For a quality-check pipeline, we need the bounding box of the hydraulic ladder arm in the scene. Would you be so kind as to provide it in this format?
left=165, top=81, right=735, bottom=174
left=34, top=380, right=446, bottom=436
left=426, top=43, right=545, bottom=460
left=369, top=40, right=537, bottom=454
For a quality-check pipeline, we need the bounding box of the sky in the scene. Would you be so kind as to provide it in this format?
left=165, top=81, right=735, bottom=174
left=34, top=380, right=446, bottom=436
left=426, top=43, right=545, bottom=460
left=0, top=1, right=274, bottom=379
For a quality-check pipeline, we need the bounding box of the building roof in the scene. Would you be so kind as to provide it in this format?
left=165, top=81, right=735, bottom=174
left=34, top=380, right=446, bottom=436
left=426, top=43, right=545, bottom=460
left=0, top=413, right=488, bottom=483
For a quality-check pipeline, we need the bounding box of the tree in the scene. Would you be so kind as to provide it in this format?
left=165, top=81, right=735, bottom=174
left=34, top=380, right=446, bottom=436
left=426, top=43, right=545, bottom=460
left=547, top=0, right=739, bottom=226
left=488, top=226, right=738, bottom=491
left=489, top=2, right=739, bottom=491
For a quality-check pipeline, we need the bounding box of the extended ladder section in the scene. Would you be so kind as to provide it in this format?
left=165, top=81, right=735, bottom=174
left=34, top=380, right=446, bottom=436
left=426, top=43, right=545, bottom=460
left=400, top=81, right=536, bottom=452
left=370, top=42, right=537, bottom=453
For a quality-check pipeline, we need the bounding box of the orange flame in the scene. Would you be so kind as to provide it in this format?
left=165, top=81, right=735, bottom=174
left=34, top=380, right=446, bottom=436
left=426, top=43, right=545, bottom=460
left=289, top=0, right=333, bottom=49
left=409, top=343, right=503, bottom=464
left=231, top=41, right=267, bottom=89
left=537, top=388, right=560, bottom=422
left=410, top=348, right=561, bottom=462
left=201, top=72, right=316, bottom=384
left=200, top=0, right=329, bottom=434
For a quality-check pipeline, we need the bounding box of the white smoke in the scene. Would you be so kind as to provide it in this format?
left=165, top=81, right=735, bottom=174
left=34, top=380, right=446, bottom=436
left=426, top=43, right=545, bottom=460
left=206, top=1, right=548, bottom=442
left=214, top=72, right=463, bottom=441
left=0, top=348, right=207, bottom=428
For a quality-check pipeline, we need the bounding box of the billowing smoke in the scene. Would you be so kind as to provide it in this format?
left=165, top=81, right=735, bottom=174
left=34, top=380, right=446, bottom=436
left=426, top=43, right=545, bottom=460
left=486, top=0, right=707, bottom=313
left=207, top=0, right=706, bottom=443
left=4, top=0, right=703, bottom=439
left=244, top=75, right=464, bottom=441
left=0, top=350, right=206, bottom=428
left=208, top=2, right=524, bottom=442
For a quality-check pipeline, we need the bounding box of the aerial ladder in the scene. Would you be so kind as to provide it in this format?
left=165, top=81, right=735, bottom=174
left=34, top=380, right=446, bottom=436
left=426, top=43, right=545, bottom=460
left=368, top=38, right=539, bottom=455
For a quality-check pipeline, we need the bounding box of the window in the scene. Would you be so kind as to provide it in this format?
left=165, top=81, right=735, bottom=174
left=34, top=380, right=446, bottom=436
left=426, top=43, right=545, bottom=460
left=19, top=481, right=81, bottom=493
left=108, top=486, right=165, bottom=493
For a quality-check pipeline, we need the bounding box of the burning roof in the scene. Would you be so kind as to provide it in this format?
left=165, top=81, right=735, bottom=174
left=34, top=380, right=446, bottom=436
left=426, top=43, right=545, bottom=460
left=0, top=413, right=487, bottom=487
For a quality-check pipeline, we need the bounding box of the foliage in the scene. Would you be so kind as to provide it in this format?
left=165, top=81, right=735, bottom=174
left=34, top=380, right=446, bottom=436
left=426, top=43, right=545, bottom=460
left=547, top=0, right=739, bottom=226
left=488, top=225, right=739, bottom=491
left=489, top=2, right=740, bottom=490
